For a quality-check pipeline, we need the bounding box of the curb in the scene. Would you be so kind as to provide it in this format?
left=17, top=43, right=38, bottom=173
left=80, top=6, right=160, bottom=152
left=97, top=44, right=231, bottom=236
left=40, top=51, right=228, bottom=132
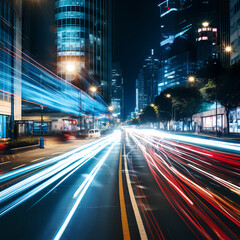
left=9, top=144, right=40, bottom=154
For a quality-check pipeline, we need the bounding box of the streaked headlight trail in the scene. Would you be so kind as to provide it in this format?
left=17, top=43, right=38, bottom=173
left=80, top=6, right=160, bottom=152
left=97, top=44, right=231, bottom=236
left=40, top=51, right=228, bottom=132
left=0, top=131, right=121, bottom=228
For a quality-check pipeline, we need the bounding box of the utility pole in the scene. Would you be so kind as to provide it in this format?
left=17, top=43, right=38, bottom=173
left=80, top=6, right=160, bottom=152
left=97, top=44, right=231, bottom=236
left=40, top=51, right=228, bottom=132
left=40, top=105, right=43, bottom=136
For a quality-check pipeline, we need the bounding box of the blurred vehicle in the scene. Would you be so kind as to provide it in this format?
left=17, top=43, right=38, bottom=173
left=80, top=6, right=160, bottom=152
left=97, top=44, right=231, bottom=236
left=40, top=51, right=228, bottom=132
left=58, top=131, right=76, bottom=142
left=0, top=142, right=7, bottom=154
left=88, top=129, right=100, bottom=138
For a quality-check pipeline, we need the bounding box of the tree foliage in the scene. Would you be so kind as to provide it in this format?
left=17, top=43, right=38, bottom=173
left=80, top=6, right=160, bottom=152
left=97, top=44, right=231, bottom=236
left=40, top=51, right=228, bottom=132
left=154, top=85, right=203, bottom=123
left=139, top=106, right=158, bottom=124
left=171, top=84, right=203, bottom=121
left=200, top=61, right=240, bottom=132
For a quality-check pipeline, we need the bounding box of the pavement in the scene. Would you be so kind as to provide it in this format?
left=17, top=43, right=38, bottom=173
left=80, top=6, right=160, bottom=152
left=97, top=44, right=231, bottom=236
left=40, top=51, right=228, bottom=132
left=0, top=136, right=95, bottom=174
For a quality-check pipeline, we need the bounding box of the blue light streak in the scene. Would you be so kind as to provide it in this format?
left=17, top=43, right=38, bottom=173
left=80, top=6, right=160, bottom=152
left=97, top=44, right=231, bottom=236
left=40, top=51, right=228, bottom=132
left=53, top=130, right=121, bottom=240
left=0, top=131, right=121, bottom=218
left=0, top=42, right=107, bottom=116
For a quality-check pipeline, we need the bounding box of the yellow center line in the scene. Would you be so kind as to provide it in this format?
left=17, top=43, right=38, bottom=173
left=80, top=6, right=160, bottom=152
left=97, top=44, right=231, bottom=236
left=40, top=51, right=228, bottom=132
left=119, top=143, right=131, bottom=240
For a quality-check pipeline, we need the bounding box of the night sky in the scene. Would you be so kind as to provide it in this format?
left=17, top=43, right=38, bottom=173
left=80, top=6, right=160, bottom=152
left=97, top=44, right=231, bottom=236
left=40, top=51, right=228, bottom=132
left=113, top=0, right=160, bottom=116
left=27, top=0, right=160, bottom=117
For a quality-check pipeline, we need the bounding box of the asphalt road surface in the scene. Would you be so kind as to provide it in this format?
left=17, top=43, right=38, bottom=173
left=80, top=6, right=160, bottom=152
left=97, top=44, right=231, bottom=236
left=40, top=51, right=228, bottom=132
left=0, top=129, right=240, bottom=240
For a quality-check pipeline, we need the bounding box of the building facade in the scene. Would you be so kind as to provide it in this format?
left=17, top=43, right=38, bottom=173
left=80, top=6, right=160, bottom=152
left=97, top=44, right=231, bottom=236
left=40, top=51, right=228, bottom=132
left=0, top=0, right=22, bottom=139
left=111, top=63, right=124, bottom=120
left=158, top=0, right=228, bottom=94
left=230, top=0, right=240, bottom=64
left=137, top=50, right=160, bottom=112
left=197, top=23, right=218, bottom=68
left=55, top=0, right=112, bottom=103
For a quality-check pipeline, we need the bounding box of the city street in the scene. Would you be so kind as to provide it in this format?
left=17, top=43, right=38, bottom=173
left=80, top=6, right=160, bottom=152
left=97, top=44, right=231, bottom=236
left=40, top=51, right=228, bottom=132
left=1, top=1, right=240, bottom=239
left=0, top=129, right=240, bottom=239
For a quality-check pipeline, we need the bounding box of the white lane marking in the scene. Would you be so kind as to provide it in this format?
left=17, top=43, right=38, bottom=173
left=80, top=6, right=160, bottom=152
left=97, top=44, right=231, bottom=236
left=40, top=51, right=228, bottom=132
left=51, top=152, right=62, bottom=156
left=123, top=144, right=148, bottom=240
left=0, top=161, right=11, bottom=166
left=31, top=157, right=45, bottom=163
left=12, top=164, right=26, bottom=170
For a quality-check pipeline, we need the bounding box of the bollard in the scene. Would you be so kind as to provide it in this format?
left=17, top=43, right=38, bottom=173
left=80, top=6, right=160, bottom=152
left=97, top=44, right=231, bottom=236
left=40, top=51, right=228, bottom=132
left=40, top=137, right=45, bottom=149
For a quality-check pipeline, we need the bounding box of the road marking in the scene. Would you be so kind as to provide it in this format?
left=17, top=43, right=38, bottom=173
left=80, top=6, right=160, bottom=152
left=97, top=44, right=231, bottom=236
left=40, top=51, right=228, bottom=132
left=31, top=157, right=45, bottom=163
left=123, top=144, right=148, bottom=240
left=12, top=164, right=26, bottom=170
left=51, top=152, right=62, bottom=155
left=119, top=144, right=131, bottom=240
left=0, top=161, right=11, bottom=166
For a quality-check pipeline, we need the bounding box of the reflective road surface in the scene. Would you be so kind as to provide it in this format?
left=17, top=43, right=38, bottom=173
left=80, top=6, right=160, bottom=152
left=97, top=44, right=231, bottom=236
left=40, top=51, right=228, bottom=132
left=0, top=129, right=240, bottom=240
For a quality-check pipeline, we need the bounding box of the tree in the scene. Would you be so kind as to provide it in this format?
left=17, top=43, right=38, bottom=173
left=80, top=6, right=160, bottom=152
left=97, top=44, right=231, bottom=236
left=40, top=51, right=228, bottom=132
left=171, top=84, right=203, bottom=120
left=139, top=106, right=158, bottom=124
left=200, top=62, right=240, bottom=134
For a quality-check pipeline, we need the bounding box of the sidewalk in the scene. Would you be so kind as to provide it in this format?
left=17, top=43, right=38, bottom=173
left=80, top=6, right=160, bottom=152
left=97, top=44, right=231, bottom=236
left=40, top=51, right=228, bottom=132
left=0, top=137, right=95, bottom=173
left=171, top=131, right=240, bottom=143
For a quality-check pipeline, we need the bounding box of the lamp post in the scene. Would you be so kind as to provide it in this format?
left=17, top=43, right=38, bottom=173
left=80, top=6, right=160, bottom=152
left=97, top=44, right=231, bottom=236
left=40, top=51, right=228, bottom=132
left=90, top=86, right=97, bottom=129
left=166, top=94, right=175, bottom=130
left=214, top=47, right=232, bottom=137
left=108, top=106, right=114, bottom=128
left=65, top=62, right=84, bottom=131
left=40, top=105, right=43, bottom=136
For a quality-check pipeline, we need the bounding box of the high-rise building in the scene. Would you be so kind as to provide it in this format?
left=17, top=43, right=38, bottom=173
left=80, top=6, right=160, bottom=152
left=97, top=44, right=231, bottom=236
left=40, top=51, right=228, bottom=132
left=0, top=0, right=22, bottom=139
left=158, top=0, right=225, bottom=94
left=230, top=0, right=240, bottom=64
left=219, top=0, right=230, bottom=67
left=55, top=0, right=112, bottom=103
left=111, top=63, right=124, bottom=120
left=197, top=23, right=218, bottom=68
left=137, top=50, right=160, bottom=111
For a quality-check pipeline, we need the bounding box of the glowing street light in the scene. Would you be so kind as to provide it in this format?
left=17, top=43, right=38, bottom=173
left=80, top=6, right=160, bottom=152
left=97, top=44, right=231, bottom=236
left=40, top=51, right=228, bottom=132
left=188, top=76, right=195, bottom=82
left=151, top=104, right=155, bottom=107
left=89, top=86, right=97, bottom=93
left=108, top=106, right=114, bottom=112
left=225, top=46, right=232, bottom=53
left=202, top=21, right=209, bottom=27
left=166, top=94, right=171, bottom=98
left=66, top=63, right=76, bottom=73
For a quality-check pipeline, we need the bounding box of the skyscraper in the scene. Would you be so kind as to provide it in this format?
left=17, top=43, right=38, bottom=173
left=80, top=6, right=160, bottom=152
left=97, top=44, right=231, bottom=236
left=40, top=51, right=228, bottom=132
left=230, top=0, right=240, bottom=64
left=111, top=63, right=124, bottom=120
left=137, top=50, right=160, bottom=111
left=158, top=0, right=222, bottom=94
left=55, top=0, right=112, bottom=103
left=0, top=0, right=22, bottom=139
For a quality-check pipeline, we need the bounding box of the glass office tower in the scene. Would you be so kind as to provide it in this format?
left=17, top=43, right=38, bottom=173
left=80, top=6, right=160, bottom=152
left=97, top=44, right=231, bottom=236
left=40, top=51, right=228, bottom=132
left=0, top=0, right=22, bottom=139
left=55, top=0, right=112, bottom=103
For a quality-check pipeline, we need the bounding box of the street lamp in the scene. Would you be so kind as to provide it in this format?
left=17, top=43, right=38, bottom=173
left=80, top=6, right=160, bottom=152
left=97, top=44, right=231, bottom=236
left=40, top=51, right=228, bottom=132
left=108, top=106, right=114, bottom=112
left=66, top=63, right=76, bottom=73
left=90, top=86, right=97, bottom=94
left=165, top=93, right=175, bottom=131
left=108, top=106, right=114, bottom=128
left=225, top=46, right=232, bottom=53
left=188, top=76, right=195, bottom=83
left=151, top=104, right=155, bottom=107
left=89, top=86, right=98, bottom=129
left=65, top=63, right=83, bottom=131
